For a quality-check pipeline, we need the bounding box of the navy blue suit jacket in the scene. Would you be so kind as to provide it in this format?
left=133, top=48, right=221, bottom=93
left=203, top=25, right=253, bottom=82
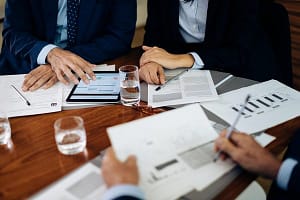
left=267, top=129, right=300, bottom=199
left=0, top=0, right=137, bottom=74
left=144, top=0, right=292, bottom=84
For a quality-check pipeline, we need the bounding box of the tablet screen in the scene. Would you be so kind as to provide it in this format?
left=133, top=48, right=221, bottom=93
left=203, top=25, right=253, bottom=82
left=66, top=72, right=120, bottom=103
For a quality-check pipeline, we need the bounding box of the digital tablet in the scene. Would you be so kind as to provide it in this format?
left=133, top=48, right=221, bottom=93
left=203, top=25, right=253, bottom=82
left=66, top=71, right=120, bottom=103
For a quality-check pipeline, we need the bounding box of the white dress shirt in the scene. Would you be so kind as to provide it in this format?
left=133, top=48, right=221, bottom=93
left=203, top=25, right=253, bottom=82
left=37, top=0, right=74, bottom=65
left=179, top=0, right=209, bottom=69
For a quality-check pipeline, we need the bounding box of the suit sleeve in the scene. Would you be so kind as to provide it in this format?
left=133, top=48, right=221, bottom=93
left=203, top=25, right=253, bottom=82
left=143, top=0, right=161, bottom=46
left=2, top=0, right=49, bottom=70
left=197, top=0, right=269, bottom=72
left=67, top=0, right=137, bottom=64
left=288, top=163, right=300, bottom=193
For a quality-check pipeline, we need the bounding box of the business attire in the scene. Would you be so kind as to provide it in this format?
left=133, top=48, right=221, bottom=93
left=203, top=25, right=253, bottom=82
left=0, top=0, right=137, bottom=75
left=143, top=0, right=288, bottom=83
left=267, top=129, right=300, bottom=199
left=103, top=129, right=300, bottom=199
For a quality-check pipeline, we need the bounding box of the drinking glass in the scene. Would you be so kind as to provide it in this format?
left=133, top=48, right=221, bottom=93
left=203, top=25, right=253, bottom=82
left=54, top=116, right=86, bottom=155
left=0, top=112, right=11, bottom=145
left=119, top=65, right=140, bottom=106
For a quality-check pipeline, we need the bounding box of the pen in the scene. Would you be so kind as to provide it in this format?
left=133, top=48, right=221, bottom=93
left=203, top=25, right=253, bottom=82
left=11, top=85, right=31, bottom=106
left=155, top=69, right=189, bottom=91
left=213, top=94, right=251, bottom=162
left=215, top=74, right=233, bottom=89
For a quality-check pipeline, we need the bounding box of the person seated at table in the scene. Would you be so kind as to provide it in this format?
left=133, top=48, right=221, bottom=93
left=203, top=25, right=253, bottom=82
left=0, top=0, right=136, bottom=91
left=101, top=129, right=300, bottom=199
left=139, top=0, right=289, bottom=85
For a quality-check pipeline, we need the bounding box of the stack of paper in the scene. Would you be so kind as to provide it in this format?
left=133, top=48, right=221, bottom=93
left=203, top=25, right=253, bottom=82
left=107, top=104, right=235, bottom=200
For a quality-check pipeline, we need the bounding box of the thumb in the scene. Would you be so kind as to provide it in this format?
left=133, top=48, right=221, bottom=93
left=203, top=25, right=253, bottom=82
left=158, top=67, right=166, bottom=84
left=125, top=155, right=137, bottom=167
left=103, top=147, right=118, bottom=163
left=142, top=45, right=152, bottom=51
left=216, top=137, right=238, bottom=158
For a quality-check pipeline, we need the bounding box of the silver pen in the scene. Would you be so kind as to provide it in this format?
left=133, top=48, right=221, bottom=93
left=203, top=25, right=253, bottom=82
left=213, top=94, right=251, bottom=162
left=155, top=69, right=189, bottom=91
left=11, top=85, right=31, bottom=106
left=215, top=74, right=233, bottom=89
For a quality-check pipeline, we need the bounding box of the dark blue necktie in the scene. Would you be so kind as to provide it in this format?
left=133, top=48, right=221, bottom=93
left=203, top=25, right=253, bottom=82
left=67, top=0, right=80, bottom=47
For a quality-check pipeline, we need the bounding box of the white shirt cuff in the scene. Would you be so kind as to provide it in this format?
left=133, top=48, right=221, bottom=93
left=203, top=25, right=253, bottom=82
left=189, top=52, right=204, bottom=69
left=276, top=158, right=298, bottom=190
left=37, top=44, right=58, bottom=65
left=102, top=184, right=144, bottom=200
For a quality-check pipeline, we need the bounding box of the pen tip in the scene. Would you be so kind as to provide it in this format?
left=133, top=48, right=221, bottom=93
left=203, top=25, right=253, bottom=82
left=155, top=87, right=160, bottom=91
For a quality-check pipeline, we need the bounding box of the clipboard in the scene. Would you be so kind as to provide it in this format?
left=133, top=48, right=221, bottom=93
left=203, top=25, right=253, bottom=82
left=66, top=71, right=120, bottom=103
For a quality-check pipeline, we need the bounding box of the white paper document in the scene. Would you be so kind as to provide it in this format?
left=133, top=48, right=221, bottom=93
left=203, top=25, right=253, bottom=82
left=108, top=104, right=221, bottom=200
left=30, top=163, right=106, bottom=200
left=29, top=119, right=275, bottom=200
left=148, top=69, right=218, bottom=108
left=201, top=80, right=300, bottom=134
left=0, top=74, right=62, bottom=117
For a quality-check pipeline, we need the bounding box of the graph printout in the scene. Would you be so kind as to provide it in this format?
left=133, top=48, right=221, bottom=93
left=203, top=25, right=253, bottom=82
left=201, top=80, right=300, bottom=133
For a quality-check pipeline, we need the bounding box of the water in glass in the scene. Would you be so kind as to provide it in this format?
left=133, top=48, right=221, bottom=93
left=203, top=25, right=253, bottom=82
left=0, top=115, right=11, bottom=145
left=120, top=80, right=140, bottom=106
left=55, top=129, right=86, bottom=155
left=54, top=116, right=86, bottom=155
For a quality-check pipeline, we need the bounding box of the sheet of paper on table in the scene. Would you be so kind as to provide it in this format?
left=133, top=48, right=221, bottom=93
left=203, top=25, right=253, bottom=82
left=0, top=74, right=62, bottom=117
left=201, top=79, right=300, bottom=134
left=148, top=69, right=218, bottom=108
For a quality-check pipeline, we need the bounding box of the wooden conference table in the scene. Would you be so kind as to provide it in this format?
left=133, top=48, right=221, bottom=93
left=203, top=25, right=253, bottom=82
left=0, top=48, right=300, bottom=200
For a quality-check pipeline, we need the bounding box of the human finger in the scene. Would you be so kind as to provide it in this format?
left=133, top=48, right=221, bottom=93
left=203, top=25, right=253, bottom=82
left=139, top=67, right=154, bottom=84
left=142, top=45, right=153, bottom=51
left=28, top=74, right=50, bottom=91
left=125, top=155, right=137, bottom=167
left=22, top=74, right=39, bottom=91
left=75, top=59, right=96, bottom=82
left=149, top=67, right=160, bottom=84
left=42, top=75, right=58, bottom=89
left=103, top=147, right=118, bottom=163
left=157, top=66, right=166, bottom=84
left=215, top=137, right=238, bottom=158
left=55, top=68, right=69, bottom=85
left=60, top=64, right=79, bottom=85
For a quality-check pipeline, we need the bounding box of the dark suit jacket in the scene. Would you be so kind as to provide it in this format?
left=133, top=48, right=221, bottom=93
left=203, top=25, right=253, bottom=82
left=143, top=0, right=291, bottom=83
left=267, top=129, right=300, bottom=199
left=0, top=0, right=137, bottom=75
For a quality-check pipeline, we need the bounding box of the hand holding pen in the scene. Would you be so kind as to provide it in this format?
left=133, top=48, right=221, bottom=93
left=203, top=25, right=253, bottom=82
left=213, top=94, right=251, bottom=162
left=155, top=69, right=189, bottom=91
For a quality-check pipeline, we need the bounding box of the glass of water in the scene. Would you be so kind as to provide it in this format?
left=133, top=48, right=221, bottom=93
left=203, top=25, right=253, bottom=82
left=0, top=112, right=11, bottom=145
left=54, top=116, right=86, bottom=155
left=119, top=65, right=140, bottom=106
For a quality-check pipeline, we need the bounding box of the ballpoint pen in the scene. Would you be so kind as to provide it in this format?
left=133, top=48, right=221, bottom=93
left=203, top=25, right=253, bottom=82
left=213, top=94, right=251, bottom=162
left=155, top=69, right=189, bottom=91
left=11, top=85, right=31, bottom=106
left=215, top=74, right=233, bottom=89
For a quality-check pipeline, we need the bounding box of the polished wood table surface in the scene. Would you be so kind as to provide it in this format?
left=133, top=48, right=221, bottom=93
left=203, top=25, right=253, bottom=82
left=0, top=48, right=300, bottom=200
